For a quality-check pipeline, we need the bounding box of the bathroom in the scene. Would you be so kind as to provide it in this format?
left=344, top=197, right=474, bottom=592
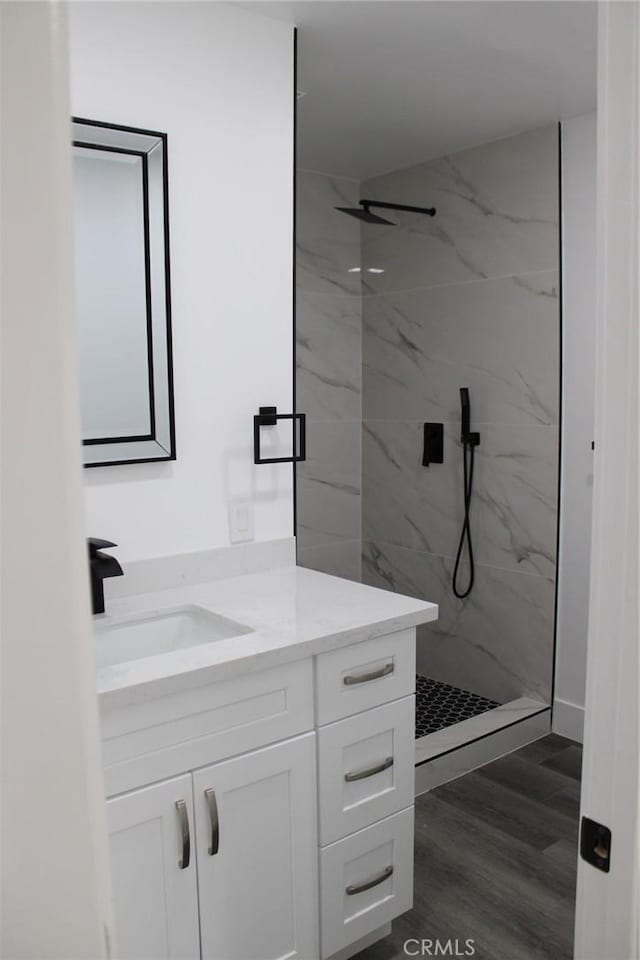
left=292, top=4, right=594, bottom=794
left=1, top=3, right=638, bottom=960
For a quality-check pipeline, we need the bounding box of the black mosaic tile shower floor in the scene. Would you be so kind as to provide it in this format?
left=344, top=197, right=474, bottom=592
left=415, top=675, right=500, bottom=738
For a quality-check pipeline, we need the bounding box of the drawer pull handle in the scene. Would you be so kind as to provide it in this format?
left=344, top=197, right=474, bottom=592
left=343, top=663, right=394, bottom=685
left=346, top=864, right=394, bottom=896
left=345, top=756, right=394, bottom=782
left=175, top=800, right=190, bottom=870
left=204, top=788, right=219, bottom=855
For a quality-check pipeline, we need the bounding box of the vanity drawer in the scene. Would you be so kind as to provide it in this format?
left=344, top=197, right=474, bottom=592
left=101, top=658, right=314, bottom=796
left=318, top=696, right=415, bottom=845
left=315, top=629, right=416, bottom=725
left=319, top=807, right=414, bottom=959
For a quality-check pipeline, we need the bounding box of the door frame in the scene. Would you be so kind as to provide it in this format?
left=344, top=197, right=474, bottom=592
left=3, top=1, right=639, bottom=957
left=574, top=3, right=640, bottom=957
left=0, top=2, right=113, bottom=956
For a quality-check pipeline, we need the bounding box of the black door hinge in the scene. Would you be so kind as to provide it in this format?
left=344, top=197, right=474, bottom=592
left=580, top=816, right=611, bottom=873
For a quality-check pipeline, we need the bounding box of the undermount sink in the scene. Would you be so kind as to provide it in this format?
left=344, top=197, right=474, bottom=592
left=94, top=605, right=254, bottom=669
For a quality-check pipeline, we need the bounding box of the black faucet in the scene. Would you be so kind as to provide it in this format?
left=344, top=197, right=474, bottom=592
left=88, top=538, right=123, bottom=615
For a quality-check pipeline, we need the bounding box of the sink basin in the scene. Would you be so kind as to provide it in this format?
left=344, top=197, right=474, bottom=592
left=94, top=605, right=253, bottom=669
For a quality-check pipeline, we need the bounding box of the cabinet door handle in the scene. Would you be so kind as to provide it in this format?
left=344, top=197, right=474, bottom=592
left=204, top=788, right=219, bottom=855
left=346, top=864, right=394, bottom=896
left=175, top=800, right=190, bottom=870
left=343, top=662, right=394, bottom=685
left=345, top=756, right=394, bottom=782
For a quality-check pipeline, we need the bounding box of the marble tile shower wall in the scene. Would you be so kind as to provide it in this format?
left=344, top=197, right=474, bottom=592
left=360, top=125, right=560, bottom=705
left=295, top=170, right=363, bottom=581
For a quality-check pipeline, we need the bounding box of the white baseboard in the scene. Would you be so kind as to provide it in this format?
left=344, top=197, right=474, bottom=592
left=552, top=697, right=585, bottom=743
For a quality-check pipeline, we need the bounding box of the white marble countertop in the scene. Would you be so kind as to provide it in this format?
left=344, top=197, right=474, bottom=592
left=95, top=565, right=438, bottom=706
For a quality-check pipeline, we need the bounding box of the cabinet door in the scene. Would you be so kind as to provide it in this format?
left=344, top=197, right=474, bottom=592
left=107, top=774, right=200, bottom=960
left=193, top=732, right=318, bottom=960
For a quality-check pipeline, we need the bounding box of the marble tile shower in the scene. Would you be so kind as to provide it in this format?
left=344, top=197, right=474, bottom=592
left=360, top=125, right=560, bottom=704
left=295, top=170, right=363, bottom=580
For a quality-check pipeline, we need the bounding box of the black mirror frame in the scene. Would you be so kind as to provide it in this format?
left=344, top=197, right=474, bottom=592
left=72, top=117, right=176, bottom=468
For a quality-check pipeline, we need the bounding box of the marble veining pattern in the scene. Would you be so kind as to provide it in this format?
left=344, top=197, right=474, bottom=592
left=297, top=420, right=361, bottom=549
left=361, top=125, right=559, bottom=295
left=363, top=420, right=558, bottom=578
left=296, top=290, right=361, bottom=421
left=363, top=270, right=559, bottom=426
left=362, top=540, right=555, bottom=703
left=296, top=169, right=363, bottom=578
left=96, top=563, right=437, bottom=703
left=360, top=124, right=560, bottom=705
left=296, top=170, right=362, bottom=297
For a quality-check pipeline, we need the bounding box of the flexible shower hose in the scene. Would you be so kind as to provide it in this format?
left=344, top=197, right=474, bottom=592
left=452, top=439, right=476, bottom=599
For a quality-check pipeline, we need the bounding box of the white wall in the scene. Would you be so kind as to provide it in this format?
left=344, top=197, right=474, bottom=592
left=1, top=4, right=112, bottom=955
left=554, top=112, right=597, bottom=742
left=69, top=2, right=295, bottom=562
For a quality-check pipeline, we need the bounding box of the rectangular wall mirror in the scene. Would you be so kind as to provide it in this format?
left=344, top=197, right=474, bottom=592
left=72, top=118, right=176, bottom=467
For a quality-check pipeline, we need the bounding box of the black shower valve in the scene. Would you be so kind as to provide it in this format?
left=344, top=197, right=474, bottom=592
left=422, top=422, right=444, bottom=466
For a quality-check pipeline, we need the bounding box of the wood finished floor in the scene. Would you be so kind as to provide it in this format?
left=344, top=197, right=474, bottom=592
left=356, top=735, right=582, bottom=960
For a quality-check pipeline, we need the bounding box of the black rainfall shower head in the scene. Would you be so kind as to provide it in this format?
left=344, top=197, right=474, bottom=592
left=335, top=198, right=436, bottom=226
left=335, top=205, right=395, bottom=225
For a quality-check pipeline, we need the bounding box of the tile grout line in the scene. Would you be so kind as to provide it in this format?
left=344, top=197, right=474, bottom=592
left=358, top=265, right=560, bottom=299
left=296, top=263, right=559, bottom=302
left=361, top=418, right=560, bottom=428
left=297, top=166, right=360, bottom=183
left=362, top=537, right=556, bottom=582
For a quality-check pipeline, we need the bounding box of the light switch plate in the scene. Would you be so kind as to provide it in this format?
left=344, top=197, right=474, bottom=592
left=228, top=500, right=254, bottom=543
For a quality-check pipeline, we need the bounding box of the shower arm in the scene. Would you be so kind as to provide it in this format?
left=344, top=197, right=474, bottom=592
left=360, top=199, right=436, bottom=217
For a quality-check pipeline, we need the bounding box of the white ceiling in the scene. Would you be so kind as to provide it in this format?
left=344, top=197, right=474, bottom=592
left=242, top=1, right=597, bottom=180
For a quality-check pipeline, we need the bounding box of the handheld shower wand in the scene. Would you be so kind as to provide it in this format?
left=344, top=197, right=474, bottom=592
left=452, top=388, right=480, bottom=599
left=460, top=388, right=471, bottom=442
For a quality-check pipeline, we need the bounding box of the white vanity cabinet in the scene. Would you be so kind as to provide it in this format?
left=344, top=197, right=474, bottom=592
left=193, top=734, right=318, bottom=960
left=106, top=734, right=317, bottom=960
left=314, top=629, right=416, bottom=959
left=107, top=774, right=200, bottom=960
left=101, top=627, right=417, bottom=960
